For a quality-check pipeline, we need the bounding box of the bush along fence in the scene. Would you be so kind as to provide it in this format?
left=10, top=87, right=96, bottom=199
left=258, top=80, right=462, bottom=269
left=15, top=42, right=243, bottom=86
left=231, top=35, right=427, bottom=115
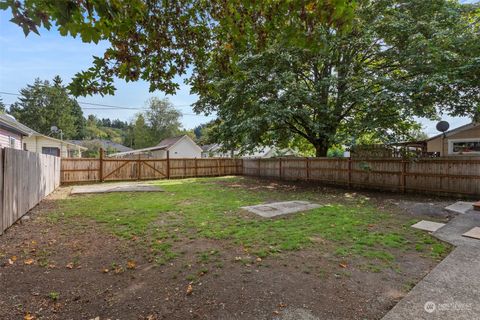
left=243, top=157, right=480, bottom=197
left=61, top=150, right=243, bottom=184
left=1, top=148, right=60, bottom=234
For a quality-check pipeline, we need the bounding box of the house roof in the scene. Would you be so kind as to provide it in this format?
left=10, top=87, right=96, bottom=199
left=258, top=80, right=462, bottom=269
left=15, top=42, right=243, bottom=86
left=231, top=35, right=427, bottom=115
left=427, top=122, right=478, bottom=141
left=68, top=139, right=132, bottom=152
left=200, top=143, right=221, bottom=152
left=156, top=136, right=185, bottom=149
left=108, top=135, right=202, bottom=157
left=0, top=113, right=33, bottom=136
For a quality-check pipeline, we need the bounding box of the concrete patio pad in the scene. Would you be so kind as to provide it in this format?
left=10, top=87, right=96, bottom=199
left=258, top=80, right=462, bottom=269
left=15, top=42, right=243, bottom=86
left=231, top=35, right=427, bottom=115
left=411, top=220, right=445, bottom=232
left=445, top=202, right=474, bottom=215
left=462, top=227, right=480, bottom=240
left=242, top=201, right=321, bottom=218
left=71, top=182, right=163, bottom=195
left=383, top=211, right=480, bottom=320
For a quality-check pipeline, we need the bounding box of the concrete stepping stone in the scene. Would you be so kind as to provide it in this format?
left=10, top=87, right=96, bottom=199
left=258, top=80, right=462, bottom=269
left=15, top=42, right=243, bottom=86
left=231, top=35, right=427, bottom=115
left=462, top=227, right=480, bottom=240
left=71, top=182, right=163, bottom=194
left=411, top=220, right=446, bottom=232
left=474, top=201, right=480, bottom=212
left=242, top=201, right=321, bottom=218
left=445, top=201, right=474, bottom=214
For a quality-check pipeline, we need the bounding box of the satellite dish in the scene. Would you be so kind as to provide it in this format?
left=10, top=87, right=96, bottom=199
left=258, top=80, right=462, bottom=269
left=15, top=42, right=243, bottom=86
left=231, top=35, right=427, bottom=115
left=50, top=126, right=58, bottom=132
left=436, top=121, right=450, bottom=133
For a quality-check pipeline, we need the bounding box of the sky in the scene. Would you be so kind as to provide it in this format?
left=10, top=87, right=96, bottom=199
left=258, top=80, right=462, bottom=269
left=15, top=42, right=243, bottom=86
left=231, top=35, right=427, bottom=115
left=0, top=6, right=474, bottom=135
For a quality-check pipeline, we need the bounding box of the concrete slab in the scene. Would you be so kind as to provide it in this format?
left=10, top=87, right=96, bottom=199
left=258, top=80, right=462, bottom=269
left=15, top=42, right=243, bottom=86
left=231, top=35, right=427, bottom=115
left=71, top=182, right=163, bottom=194
left=462, top=227, right=480, bottom=240
left=445, top=202, right=474, bottom=215
left=382, top=247, right=480, bottom=320
left=434, top=212, right=480, bottom=248
left=411, top=220, right=445, bottom=232
left=242, top=201, right=321, bottom=218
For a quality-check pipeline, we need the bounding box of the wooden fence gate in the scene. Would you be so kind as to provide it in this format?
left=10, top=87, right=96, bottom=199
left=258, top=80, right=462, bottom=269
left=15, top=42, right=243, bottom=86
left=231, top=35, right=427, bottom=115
left=61, top=150, right=243, bottom=184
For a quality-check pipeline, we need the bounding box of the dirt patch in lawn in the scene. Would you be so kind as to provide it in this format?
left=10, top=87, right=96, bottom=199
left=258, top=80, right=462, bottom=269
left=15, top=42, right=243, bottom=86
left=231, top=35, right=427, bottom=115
left=1, top=190, right=442, bottom=320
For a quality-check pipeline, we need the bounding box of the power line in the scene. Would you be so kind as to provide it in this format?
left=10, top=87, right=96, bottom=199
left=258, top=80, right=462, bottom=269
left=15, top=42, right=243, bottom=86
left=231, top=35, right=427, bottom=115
left=0, top=91, right=196, bottom=110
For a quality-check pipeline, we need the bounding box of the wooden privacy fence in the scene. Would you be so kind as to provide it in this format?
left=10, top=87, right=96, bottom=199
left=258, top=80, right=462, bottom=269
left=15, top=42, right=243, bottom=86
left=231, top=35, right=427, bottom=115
left=1, top=148, right=60, bottom=234
left=61, top=154, right=243, bottom=184
left=243, top=157, right=480, bottom=196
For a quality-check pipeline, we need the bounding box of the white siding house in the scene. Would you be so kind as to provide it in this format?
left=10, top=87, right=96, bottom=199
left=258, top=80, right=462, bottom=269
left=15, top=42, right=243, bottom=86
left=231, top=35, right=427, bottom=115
left=24, top=134, right=86, bottom=158
left=109, top=135, right=202, bottom=159
left=0, top=114, right=31, bottom=150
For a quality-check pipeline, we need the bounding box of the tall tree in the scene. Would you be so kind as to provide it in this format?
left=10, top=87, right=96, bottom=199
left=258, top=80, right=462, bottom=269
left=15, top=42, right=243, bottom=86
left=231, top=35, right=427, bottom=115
left=132, top=114, right=152, bottom=149
left=9, top=77, right=85, bottom=139
left=144, top=98, right=182, bottom=142
left=1, top=0, right=355, bottom=96
left=0, top=97, right=5, bottom=113
left=194, top=0, right=480, bottom=156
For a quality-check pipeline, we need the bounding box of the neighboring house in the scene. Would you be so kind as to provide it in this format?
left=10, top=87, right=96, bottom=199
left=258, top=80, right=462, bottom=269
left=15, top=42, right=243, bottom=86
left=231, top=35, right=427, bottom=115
left=24, top=134, right=86, bottom=158
left=200, top=143, right=297, bottom=158
left=109, top=135, right=202, bottom=159
left=426, top=122, right=480, bottom=156
left=0, top=113, right=86, bottom=157
left=68, top=139, right=133, bottom=155
left=0, top=113, right=31, bottom=149
left=201, top=144, right=232, bottom=158
left=241, top=146, right=297, bottom=158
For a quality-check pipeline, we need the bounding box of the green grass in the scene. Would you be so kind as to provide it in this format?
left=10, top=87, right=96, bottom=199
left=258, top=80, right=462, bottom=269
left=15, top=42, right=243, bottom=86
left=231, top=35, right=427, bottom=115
left=50, top=177, right=449, bottom=268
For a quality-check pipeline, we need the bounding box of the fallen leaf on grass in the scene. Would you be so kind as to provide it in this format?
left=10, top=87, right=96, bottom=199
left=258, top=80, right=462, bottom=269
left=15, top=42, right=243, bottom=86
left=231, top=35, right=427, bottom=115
left=127, top=260, right=136, bottom=270
left=256, top=257, right=262, bottom=262
left=272, top=310, right=280, bottom=315
left=66, top=262, right=74, bottom=269
left=8, top=259, right=14, bottom=265
left=186, top=284, right=193, bottom=295
left=102, top=268, right=109, bottom=273
left=11, top=256, right=17, bottom=262
left=339, top=263, right=348, bottom=269
left=24, top=259, right=34, bottom=265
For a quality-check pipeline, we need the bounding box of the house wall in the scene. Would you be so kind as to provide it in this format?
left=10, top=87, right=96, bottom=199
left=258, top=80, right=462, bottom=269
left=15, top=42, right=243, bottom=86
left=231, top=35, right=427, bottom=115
left=24, top=136, right=82, bottom=158
left=0, top=128, right=22, bottom=149
left=169, top=138, right=202, bottom=158
left=427, top=124, right=480, bottom=156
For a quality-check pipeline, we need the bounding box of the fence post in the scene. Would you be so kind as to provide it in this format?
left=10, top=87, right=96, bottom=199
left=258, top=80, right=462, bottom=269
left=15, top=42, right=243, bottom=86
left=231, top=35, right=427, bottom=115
left=306, top=157, right=310, bottom=180
left=166, top=150, right=170, bottom=179
left=279, top=158, right=282, bottom=179
left=99, top=148, right=104, bottom=182
left=183, top=158, right=187, bottom=178
left=137, top=153, right=141, bottom=180
left=348, top=157, right=352, bottom=189
left=401, top=159, right=407, bottom=193
left=194, top=158, right=198, bottom=177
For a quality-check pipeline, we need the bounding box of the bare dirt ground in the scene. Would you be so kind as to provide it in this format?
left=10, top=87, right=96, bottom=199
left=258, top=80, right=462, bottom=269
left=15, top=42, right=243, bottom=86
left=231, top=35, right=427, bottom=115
left=0, top=180, right=455, bottom=320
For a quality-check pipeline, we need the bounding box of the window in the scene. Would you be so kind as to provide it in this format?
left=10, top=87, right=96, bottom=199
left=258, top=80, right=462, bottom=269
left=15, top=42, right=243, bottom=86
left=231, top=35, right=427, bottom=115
left=448, top=139, right=480, bottom=155
left=9, top=136, right=16, bottom=149
left=42, top=147, right=60, bottom=157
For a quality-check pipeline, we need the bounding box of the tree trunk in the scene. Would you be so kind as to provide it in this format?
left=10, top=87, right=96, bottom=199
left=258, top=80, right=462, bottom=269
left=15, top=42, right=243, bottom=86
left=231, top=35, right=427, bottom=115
left=314, top=140, right=329, bottom=157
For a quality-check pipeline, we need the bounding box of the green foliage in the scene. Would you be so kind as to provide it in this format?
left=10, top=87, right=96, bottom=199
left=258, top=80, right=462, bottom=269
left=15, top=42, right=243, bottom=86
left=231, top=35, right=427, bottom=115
left=9, top=77, right=85, bottom=139
left=0, top=97, right=5, bottom=113
left=132, top=113, right=152, bottom=149
left=193, top=1, right=480, bottom=156
left=1, top=0, right=355, bottom=96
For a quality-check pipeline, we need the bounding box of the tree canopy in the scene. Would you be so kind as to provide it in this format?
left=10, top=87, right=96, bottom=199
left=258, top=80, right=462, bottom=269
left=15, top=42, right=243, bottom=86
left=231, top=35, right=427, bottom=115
left=194, top=0, right=480, bottom=156
left=0, top=0, right=356, bottom=96
left=9, top=77, right=85, bottom=139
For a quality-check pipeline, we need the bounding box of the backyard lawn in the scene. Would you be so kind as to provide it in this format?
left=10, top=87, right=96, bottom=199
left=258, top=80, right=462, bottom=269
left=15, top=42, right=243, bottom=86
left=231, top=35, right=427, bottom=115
left=0, top=176, right=451, bottom=320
